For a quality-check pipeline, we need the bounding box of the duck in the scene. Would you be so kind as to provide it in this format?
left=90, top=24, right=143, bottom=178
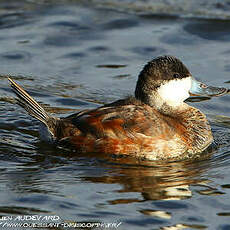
left=8, top=56, right=228, bottom=160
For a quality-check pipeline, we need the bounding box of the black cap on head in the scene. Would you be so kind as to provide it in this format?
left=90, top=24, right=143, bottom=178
left=135, top=56, right=191, bottom=103
left=139, top=56, right=190, bottom=82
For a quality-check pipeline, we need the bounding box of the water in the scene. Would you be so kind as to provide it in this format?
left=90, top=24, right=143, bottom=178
left=1, top=0, right=230, bottom=229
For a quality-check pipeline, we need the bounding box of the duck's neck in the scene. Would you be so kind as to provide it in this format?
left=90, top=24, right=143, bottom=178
left=135, top=91, right=188, bottom=115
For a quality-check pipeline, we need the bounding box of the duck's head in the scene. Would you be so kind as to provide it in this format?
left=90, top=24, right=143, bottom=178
left=135, top=55, right=227, bottom=110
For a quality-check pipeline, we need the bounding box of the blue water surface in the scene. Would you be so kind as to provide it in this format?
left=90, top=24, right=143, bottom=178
left=1, top=1, right=230, bottom=229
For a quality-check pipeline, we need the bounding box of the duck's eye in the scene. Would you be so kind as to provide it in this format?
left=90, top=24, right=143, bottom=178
left=173, top=73, right=180, bottom=78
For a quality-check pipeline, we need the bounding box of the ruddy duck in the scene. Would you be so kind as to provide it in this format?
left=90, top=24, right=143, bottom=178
left=8, top=56, right=228, bottom=160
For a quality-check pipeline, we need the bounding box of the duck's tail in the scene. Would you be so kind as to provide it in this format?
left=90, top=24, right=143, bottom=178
left=8, top=78, right=52, bottom=125
left=8, top=78, right=60, bottom=142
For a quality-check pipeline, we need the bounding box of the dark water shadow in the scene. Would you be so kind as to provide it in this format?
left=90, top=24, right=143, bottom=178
left=184, top=19, right=230, bottom=41
left=102, top=18, right=139, bottom=30
left=0, top=12, right=33, bottom=29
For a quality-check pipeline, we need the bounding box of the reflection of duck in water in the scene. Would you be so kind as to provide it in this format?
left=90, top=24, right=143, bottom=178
left=82, top=156, right=212, bottom=203
left=8, top=56, right=228, bottom=160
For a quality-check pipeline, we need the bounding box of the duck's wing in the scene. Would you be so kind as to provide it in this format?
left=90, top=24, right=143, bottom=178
left=57, top=104, right=184, bottom=157
left=58, top=104, right=164, bottom=140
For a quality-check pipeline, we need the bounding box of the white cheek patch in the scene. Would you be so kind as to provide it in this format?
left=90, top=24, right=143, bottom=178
left=157, top=77, right=192, bottom=106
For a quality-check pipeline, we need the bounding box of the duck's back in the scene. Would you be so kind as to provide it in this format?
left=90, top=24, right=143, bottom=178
left=54, top=97, right=210, bottom=160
